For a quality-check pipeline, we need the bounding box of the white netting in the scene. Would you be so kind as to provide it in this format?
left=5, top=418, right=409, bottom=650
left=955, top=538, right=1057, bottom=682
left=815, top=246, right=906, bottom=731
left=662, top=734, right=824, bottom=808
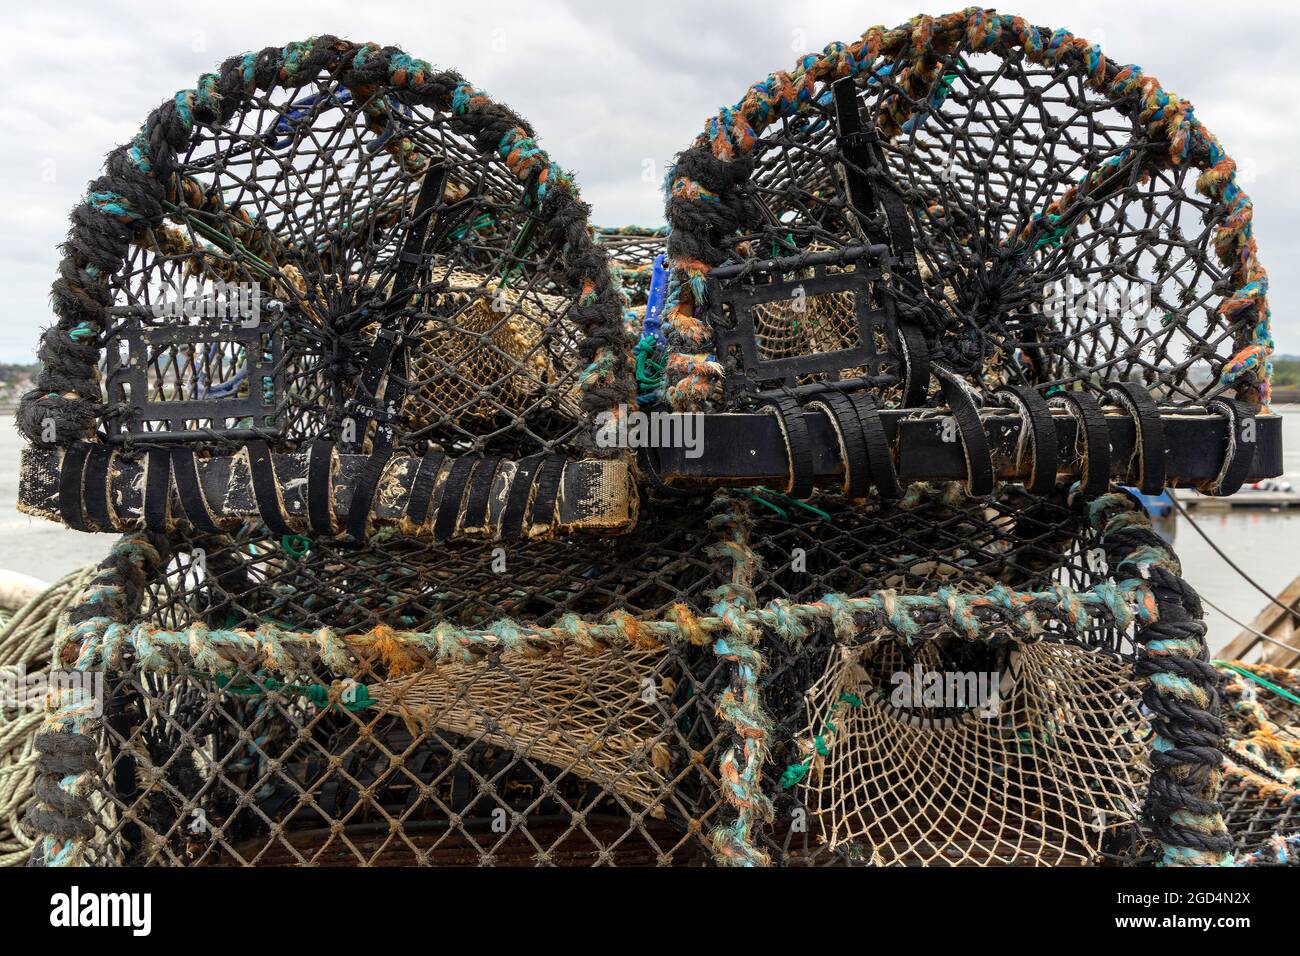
left=794, top=640, right=1149, bottom=865
left=371, top=646, right=674, bottom=813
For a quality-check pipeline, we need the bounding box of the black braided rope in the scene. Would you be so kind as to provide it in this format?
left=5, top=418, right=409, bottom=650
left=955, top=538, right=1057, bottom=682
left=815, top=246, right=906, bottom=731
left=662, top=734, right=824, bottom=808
left=24, top=532, right=171, bottom=866
left=1095, top=495, right=1233, bottom=861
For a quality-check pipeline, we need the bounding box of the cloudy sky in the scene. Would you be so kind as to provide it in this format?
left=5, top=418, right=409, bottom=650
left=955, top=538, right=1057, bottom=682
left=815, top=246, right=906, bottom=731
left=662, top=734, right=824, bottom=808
left=1, top=0, right=1296, bottom=361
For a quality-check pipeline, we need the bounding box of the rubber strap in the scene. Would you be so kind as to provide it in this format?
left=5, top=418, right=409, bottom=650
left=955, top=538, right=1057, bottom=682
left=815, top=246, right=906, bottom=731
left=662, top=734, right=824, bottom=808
left=58, top=443, right=93, bottom=531
left=757, top=394, right=815, bottom=499
left=345, top=446, right=395, bottom=543
left=461, top=455, right=503, bottom=530
left=636, top=444, right=694, bottom=499
left=307, top=439, right=337, bottom=536
left=245, top=440, right=294, bottom=536
left=83, top=444, right=114, bottom=531
left=895, top=323, right=931, bottom=408
left=343, top=163, right=448, bottom=452
left=845, top=391, right=901, bottom=499
left=1201, top=398, right=1255, bottom=497
left=805, top=393, right=870, bottom=498
left=432, top=455, right=479, bottom=542
left=1048, top=390, right=1110, bottom=499
left=143, top=449, right=172, bottom=534
left=935, top=367, right=993, bottom=497
left=528, top=455, right=568, bottom=529
left=405, top=451, right=447, bottom=528
left=995, top=385, right=1058, bottom=496
left=170, top=447, right=221, bottom=534
left=832, top=77, right=888, bottom=247
left=500, top=454, right=546, bottom=540
left=1105, top=382, right=1166, bottom=496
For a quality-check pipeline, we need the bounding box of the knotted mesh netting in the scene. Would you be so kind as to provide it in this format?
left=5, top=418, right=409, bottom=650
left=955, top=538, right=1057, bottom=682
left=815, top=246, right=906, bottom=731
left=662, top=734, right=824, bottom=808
left=16, top=10, right=1279, bottom=868
left=658, top=10, right=1270, bottom=413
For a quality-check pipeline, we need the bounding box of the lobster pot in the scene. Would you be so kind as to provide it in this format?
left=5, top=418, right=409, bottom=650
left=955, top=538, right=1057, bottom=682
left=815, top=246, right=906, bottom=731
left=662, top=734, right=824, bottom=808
left=660, top=12, right=1273, bottom=417
left=39, top=483, right=1162, bottom=867
left=54, top=515, right=743, bottom=866
left=730, top=484, right=1149, bottom=866
left=19, top=37, right=632, bottom=468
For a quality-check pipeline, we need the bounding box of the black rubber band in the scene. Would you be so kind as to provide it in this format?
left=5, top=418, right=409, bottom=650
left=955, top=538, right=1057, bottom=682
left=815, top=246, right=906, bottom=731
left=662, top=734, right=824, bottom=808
left=1201, top=398, right=1255, bottom=497
left=933, top=367, right=993, bottom=497
left=461, top=455, right=503, bottom=531
left=1105, top=382, right=1166, bottom=496
left=58, top=443, right=93, bottom=531
left=636, top=444, right=695, bottom=499
left=245, top=440, right=294, bottom=536
left=1048, top=390, right=1110, bottom=499
left=432, top=455, right=479, bottom=542
left=995, top=385, right=1058, bottom=496
left=345, top=446, right=395, bottom=543
left=528, top=455, right=568, bottom=529
left=805, top=393, right=870, bottom=498
left=170, top=448, right=221, bottom=535
left=143, top=449, right=172, bottom=534
left=306, top=439, right=337, bottom=536
left=500, top=454, right=546, bottom=540
left=757, top=394, right=815, bottom=499
left=845, top=391, right=902, bottom=499
left=83, top=444, right=114, bottom=531
left=405, top=451, right=447, bottom=528
left=895, top=323, right=931, bottom=409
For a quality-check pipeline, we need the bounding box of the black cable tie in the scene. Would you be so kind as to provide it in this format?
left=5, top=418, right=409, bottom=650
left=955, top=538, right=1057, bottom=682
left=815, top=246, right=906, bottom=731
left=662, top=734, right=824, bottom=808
left=57, top=442, right=94, bottom=531
left=804, top=392, right=871, bottom=498
left=1200, top=398, right=1255, bottom=498
left=846, top=391, right=902, bottom=499
left=245, top=440, right=295, bottom=537
left=307, top=438, right=338, bottom=536
left=143, top=448, right=172, bottom=534
left=934, top=367, right=993, bottom=497
left=170, top=447, right=222, bottom=534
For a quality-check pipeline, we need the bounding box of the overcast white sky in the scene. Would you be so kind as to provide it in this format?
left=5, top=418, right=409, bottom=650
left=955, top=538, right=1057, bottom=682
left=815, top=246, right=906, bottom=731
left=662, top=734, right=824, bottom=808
left=1, top=0, right=1295, bottom=361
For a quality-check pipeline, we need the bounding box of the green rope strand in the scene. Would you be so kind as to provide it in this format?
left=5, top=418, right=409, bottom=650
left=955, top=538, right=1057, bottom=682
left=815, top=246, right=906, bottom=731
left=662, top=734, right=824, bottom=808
left=1213, top=660, right=1300, bottom=708
left=780, top=691, right=862, bottom=789
left=205, top=671, right=374, bottom=713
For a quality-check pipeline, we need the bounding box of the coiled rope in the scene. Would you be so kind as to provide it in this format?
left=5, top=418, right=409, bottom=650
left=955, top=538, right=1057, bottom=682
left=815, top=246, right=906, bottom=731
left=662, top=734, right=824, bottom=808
left=0, top=567, right=96, bottom=866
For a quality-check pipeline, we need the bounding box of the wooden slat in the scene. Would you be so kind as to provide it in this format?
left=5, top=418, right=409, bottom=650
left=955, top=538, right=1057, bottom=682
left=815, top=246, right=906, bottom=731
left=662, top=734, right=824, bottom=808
left=1218, top=574, right=1300, bottom=666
